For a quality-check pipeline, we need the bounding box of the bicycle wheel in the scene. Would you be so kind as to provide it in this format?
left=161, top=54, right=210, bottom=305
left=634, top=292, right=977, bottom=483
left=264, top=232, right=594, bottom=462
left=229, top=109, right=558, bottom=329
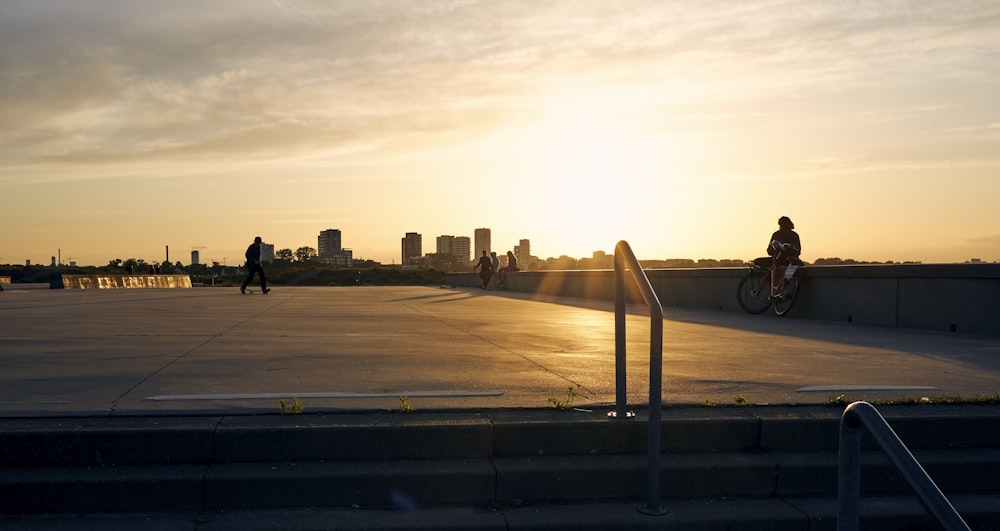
left=773, top=277, right=800, bottom=316
left=737, top=269, right=771, bottom=314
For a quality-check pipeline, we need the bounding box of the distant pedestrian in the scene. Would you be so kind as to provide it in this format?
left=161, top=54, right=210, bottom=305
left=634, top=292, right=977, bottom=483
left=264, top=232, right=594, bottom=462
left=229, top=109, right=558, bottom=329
left=241, top=236, right=270, bottom=294
left=497, top=250, right=518, bottom=283
left=474, top=250, right=493, bottom=290
left=489, top=251, right=500, bottom=287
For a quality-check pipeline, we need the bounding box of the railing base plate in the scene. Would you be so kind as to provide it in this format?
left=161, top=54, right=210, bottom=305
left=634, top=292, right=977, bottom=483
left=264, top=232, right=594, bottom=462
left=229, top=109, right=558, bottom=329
left=637, top=504, right=670, bottom=517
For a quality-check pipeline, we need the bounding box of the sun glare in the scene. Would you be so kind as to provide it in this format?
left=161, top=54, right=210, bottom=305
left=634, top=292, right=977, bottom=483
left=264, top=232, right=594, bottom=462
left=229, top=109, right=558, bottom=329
left=534, top=90, right=651, bottom=181
left=515, top=88, right=683, bottom=244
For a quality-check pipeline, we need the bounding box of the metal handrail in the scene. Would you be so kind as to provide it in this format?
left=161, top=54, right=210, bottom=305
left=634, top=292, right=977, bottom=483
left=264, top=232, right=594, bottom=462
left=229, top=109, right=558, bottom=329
left=613, top=240, right=667, bottom=515
left=838, top=401, right=970, bottom=531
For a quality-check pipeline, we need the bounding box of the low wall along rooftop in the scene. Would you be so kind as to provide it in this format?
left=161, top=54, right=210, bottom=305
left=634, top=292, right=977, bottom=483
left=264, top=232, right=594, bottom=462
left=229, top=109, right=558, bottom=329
left=446, top=263, right=1000, bottom=336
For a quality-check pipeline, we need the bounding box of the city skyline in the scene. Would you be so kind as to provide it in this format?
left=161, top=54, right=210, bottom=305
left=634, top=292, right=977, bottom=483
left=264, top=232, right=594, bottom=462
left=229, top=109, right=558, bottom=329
left=2, top=2, right=1000, bottom=267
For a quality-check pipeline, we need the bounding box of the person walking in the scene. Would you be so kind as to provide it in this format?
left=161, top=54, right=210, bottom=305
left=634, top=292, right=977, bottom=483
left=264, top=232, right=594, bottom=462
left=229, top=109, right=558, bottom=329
left=241, top=236, right=270, bottom=294
left=489, top=251, right=500, bottom=288
left=474, top=250, right=493, bottom=290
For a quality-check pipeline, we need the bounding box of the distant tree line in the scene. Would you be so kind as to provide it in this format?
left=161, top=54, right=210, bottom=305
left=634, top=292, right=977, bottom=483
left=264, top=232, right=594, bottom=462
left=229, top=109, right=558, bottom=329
left=531, top=255, right=748, bottom=270
left=811, top=257, right=922, bottom=265
left=1, top=254, right=931, bottom=287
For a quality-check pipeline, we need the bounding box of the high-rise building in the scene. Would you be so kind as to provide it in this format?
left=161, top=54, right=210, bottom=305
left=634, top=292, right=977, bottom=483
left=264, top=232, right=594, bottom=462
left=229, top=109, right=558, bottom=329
left=316, top=229, right=353, bottom=266
left=318, top=229, right=342, bottom=258
left=436, top=235, right=455, bottom=256
left=317, top=229, right=352, bottom=266
left=431, top=235, right=472, bottom=271
left=260, top=243, right=275, bottom=263
left=517, top=239, right=531, bottom=271
left=401, top=232, right=422, bottom=267
left=474, top=228, right=491, bottom=257
left=453, top=236, right=471, bottom=264
left=191, top=250, right=200, bottom=265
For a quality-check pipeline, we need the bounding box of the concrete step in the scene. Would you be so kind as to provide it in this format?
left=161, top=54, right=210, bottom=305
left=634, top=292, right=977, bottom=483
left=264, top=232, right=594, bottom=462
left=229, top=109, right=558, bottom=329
left=5, top=405, right=999, bottom=466
left=1, top=405, right=998, bottom=528
left=2, top=496, right=999, bottom=531
left=3, top=449, right=998, bottom=513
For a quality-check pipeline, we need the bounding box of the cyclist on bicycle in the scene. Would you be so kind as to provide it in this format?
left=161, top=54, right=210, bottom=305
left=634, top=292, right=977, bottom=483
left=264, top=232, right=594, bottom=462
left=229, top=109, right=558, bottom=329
left=767, top=216, right=801, bottom=298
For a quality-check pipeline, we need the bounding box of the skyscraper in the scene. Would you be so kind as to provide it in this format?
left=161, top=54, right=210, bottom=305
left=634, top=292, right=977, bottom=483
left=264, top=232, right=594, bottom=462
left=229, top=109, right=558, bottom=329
left=474, top=228, right=491, bottom=257
left=318, top=229, right=342, bottom=258
left=517, top=239, right=530, bottom=271
left=453, top=236, right=471, bottom=264
left=436, top=235, right=455, bottom=256
left=432, top=235, right=472, bottom=270
left=260, top=242, right=275, bottom=263
left=401, top=232, right=422, bottom=267
left=317, top=229, right=352, bottom=266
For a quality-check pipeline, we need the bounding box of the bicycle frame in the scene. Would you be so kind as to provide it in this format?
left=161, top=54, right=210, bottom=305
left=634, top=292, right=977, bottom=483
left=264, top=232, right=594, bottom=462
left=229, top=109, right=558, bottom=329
left=768, top=249, right=801, bottom=294
left=746, top=260, right=790, bottom=297
left=738, top=251, right=804, bottom=316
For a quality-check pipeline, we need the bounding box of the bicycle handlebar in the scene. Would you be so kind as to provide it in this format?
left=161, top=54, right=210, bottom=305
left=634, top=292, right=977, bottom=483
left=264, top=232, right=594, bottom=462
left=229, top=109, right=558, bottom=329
left=770, top=240, right=798, bottom=252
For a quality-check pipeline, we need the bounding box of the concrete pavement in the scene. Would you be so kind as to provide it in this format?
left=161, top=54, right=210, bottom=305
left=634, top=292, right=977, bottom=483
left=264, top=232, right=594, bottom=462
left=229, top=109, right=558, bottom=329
left=1, top=285, right=999, bottom=417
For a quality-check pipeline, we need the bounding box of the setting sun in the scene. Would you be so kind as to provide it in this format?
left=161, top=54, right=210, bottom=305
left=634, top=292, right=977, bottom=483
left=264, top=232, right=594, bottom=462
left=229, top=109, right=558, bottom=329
left=491, top=87, right=692, bottom=256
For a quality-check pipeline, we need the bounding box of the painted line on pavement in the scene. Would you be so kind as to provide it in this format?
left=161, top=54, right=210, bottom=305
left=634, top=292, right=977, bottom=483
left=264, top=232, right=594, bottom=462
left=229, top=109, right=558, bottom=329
left=796, top=385, right=938, bottom=393
left=145, top=390, right=504, bottom=401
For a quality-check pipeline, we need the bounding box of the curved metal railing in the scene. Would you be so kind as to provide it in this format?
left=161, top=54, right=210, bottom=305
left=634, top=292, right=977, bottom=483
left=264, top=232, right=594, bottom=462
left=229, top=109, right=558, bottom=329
left=838, top=401, right=970, bottom=530
left=613, top=240, right=666, bottom=515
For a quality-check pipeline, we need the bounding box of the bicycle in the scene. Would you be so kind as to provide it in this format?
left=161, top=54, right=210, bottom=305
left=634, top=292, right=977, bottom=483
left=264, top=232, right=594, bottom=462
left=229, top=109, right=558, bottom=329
left=736, top=243, right=804, bottom=317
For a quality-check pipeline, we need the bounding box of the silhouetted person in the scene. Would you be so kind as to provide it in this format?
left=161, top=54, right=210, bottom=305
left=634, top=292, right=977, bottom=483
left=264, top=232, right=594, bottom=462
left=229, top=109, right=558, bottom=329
left=474, top=250, right=493, bottom=290
left=241, top=236, right=270, bottom=294
left=767, top=216, right=801, bottom=297
left=487, top=251, right=500, bottom=288
left=497, top=250, right=518, bottom=283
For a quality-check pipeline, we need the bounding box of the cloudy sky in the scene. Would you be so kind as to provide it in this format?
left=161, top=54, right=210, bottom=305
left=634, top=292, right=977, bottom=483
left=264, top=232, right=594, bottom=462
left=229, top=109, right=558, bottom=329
left=2, top=0, right=999, bottom=266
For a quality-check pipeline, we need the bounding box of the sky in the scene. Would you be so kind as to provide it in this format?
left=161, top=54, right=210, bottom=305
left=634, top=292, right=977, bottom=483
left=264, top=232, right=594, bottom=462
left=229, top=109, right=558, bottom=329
left=2, top=1, right=999, bottom=267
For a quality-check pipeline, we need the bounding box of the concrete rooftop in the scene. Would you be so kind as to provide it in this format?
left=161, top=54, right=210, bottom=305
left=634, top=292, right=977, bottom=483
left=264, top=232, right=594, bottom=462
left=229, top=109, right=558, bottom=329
left=1, top=285, right=999, bottom=417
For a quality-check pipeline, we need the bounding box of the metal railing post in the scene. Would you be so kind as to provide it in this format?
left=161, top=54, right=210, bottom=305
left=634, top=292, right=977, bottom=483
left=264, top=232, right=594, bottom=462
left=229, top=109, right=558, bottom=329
left=837, top=411, right=863, bottom=531
left=838, top=401, right=970, bottom=531
left=613, top=240, right=667, bottom=516
left=614, top=248, right=627, bottom=419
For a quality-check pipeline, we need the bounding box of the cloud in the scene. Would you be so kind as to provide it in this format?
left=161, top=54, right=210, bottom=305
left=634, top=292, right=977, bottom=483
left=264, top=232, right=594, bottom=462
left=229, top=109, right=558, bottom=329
left=3, top=0, right=1000, bottom=185
left=967, top=234, right=1000, bottom=246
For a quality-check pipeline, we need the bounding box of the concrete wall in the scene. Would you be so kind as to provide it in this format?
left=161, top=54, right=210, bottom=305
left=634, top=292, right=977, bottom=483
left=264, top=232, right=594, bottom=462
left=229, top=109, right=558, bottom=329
left=58, top=274, right=193, bottom=289
left=446, top=264, right=1000, bottom=336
